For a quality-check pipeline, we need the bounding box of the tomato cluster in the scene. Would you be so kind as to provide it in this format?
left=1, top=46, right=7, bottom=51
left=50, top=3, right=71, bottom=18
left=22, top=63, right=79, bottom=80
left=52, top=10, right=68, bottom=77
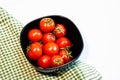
left=27, top=17, right=73, bottom=68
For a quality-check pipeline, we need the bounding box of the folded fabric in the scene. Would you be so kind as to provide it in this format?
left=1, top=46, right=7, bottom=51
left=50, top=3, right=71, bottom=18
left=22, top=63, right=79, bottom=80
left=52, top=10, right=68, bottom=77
left=0, top=7, right=102, bottom=80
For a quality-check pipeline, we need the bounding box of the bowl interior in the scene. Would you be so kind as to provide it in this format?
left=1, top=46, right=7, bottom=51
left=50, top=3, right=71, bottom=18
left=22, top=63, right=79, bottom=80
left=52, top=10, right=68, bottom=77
left=20, top=15, right=83, bottom=70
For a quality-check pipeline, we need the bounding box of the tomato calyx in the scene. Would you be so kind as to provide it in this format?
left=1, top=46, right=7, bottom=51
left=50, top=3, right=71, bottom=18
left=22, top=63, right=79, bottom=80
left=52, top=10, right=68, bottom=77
left=59, top=49, right=73, bottom=63
left=54, top=27, right=62, bottom=32
left=65, top=50, right=73, bottom=59
left=60, top=44, right=73, bottom=51
left=51, top=55, right=64, bottom=67
left=26, top=45, right=30, bottom=53
left=46, top=19, right=52, bottom=25
left=54, top=58, right=62, bottom=65
left=61, top=49, right=73, bottom=59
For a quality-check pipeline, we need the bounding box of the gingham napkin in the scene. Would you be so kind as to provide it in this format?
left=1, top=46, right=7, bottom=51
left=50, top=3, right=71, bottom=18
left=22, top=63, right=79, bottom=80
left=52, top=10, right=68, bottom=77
left=0, top=7, right=102, bottom=80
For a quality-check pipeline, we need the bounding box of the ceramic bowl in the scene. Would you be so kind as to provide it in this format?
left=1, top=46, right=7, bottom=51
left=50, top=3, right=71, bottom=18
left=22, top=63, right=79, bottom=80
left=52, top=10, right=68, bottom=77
left=20, top=15, right=84, bottom=73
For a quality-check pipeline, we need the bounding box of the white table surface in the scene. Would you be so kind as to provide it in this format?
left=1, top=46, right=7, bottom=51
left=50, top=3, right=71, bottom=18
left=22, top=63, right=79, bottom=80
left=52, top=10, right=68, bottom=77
left=0, top=0, right=120, bottom=80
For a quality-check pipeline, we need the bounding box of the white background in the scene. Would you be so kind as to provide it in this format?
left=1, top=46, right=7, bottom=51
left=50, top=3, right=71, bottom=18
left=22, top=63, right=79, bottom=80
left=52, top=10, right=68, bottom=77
left=0, top=0, right=120, bottom=80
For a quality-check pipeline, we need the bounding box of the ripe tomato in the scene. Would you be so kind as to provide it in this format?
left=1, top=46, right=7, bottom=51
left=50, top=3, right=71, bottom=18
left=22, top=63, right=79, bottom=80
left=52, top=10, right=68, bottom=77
left=51, top=55, right=64, bottom=67
left=39, top=18, right=55, bottom=33
left=59, top=50, right=72, bottom=63
left=42, top=33, right=56, bottom=44
left=37, top=55, right=51, bottom=68
left=43, top=42, right=59, bottom=56
left=28, top=29, right=43, bottom=42
left=53, top=24, right=66, bottom=37
left=27, top=42, right=42, bottom=60
left=56, top=37, right=71, bottom=49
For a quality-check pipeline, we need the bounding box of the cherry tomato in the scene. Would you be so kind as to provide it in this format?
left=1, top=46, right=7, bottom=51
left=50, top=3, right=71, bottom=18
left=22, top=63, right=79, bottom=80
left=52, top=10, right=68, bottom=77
left=37, top=55, right=51, bottom=68
left=59, top=50, right=73, bottom=63
left=56, top=37, right=71, bottom=49
left=53, top=24, right=66, bottom=37
left=42, top=33, right=56, bottom=44
left=43, top=42, right=59, bottom=56
left=28, top=29, right=43, bottom=42
left=39, top=18, right=55, bottom=33
left=51, top=55, right=64, bottom=67
left=27, top=42, right=42, bottom=60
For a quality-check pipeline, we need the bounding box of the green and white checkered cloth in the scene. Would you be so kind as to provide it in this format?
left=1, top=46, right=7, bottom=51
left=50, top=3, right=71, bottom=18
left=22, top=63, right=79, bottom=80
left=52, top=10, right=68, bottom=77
left=0, top=7, right=102, bottom=80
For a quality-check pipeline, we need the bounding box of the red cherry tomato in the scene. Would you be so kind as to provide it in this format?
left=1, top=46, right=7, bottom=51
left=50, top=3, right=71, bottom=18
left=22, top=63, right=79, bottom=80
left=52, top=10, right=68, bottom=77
left=42, top=33, right=56, bottom=44
left=39, top=18, right=55, bottom=33
left=27, top=42, right=42, bottom=60
left=56, top=37, right=71, bottom=49
left=53, top=24, right=66, bottom=37
left=28, top=29, right=43, bottom=42
left=43, top=42, right=59, bottom=56
left=37, top=55, right=51, bottom=68
left=59, top=50, right=73, bottom=63
left=51, top=55, right=64, bottom=67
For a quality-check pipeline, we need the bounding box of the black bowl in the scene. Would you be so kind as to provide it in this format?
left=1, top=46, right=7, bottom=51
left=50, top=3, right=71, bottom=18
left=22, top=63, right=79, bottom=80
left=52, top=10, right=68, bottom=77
left=20, top=15, right=84, bottom=73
